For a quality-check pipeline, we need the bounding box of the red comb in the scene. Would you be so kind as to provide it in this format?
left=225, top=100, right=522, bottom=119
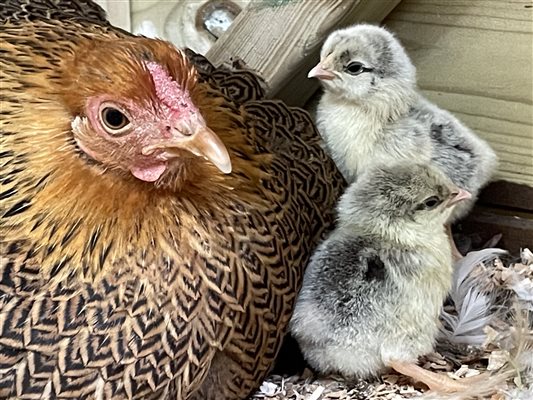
left=145, top=61, right=194, bottom=117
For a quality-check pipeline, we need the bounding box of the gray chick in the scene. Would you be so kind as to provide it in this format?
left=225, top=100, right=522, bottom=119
left=309, top=24, right=497, bottom=226
left=290, top=163, right=477, bottom=392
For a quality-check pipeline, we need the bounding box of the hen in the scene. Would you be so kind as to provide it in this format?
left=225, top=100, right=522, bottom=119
left=0, top=1, right=344, bottom=399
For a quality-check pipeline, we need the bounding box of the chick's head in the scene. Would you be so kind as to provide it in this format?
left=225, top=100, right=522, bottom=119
left=62, top=38, right=231, bottom=184
left=309, top=24, right=416, bottom=103
left=337, top=164, right=471, bottom=234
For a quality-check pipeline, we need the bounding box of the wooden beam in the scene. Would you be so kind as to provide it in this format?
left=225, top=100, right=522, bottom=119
left=206, top=0, right=401, bottom=106
left=384, top=0, right=533, bottom=188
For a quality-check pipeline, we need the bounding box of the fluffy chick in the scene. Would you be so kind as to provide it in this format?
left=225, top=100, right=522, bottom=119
left=290, top=163, right=475, bottom=392
left=309, top=24, right=497, bottom=222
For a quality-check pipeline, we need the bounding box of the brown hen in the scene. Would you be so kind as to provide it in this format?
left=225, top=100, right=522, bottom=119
left=0, top=1, right=344, bottom=399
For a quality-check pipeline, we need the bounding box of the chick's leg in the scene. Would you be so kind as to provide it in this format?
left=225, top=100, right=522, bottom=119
left=446, top=224, right=464, bottom=261
left=388, top=360, right=482, bottom=393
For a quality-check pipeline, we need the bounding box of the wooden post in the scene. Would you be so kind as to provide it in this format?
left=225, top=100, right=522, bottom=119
left=207, top=0, right=401, bottom=106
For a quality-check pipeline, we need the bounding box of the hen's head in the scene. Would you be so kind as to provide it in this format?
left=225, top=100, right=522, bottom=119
left=62, top=38, right=231, bottom=184
left=308, top=24, right=416, bottom=104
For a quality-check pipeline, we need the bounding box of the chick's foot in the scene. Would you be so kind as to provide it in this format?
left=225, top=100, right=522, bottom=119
left=388, top=360, right=483, bottom=393
left=446, top=224, right=464, bottom=261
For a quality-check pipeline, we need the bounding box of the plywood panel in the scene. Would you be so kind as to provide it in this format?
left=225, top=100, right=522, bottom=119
left=384, top=0, right=533, bottom=186
left=94, top=0, right=131, bottom=31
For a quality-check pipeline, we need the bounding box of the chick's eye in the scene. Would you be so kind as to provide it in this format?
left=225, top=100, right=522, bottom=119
left=101, top=107, right=130, bottom=133
left=345, top=61, right=371, bottom=75
left=421, top=196, right=442, bottom=210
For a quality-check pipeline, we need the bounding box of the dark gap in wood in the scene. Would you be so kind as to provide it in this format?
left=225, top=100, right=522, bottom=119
left=454, top=205, right=533, bottom=255
left=477, top=180, right=533, bottom=212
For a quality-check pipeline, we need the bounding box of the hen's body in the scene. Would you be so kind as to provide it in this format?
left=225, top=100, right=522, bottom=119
left=0, top=1, right=344, bottom=399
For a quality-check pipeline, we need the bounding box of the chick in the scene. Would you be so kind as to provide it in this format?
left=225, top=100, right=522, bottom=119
left=309, top=24, right=497, bottom=231
left=290, top=163, right=477, bottom=392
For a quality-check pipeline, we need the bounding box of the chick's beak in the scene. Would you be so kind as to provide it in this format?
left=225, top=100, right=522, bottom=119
left=308, top=63, right=335, bottom=80
left=143, top=114, right=232, bottom=174
left=447, top=188, right=472, bottom=207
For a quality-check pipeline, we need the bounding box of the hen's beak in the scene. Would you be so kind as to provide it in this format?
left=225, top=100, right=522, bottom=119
left=143, top=114, right=232, bottom=174
left=447, top=188, right=472, bottom=207
left=308, top=63, right=335, bottom=80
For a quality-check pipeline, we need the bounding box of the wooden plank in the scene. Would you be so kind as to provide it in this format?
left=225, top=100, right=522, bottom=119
left=95, top=0, right=131, bottom=31
left=206, top=0, right=402, bottom=106
left=383, top=0, right=533, bottom=187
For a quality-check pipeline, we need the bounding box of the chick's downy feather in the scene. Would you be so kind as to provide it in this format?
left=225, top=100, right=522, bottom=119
left=0, top=1, right=344, bottom=399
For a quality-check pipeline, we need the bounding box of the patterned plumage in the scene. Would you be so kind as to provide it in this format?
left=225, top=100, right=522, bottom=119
left=0, top=1, right=344, bottom=399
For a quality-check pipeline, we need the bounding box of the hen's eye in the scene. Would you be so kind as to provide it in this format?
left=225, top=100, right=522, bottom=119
left=101, top=107, right=130, bottom=133
left=345, top=62, right=372, bottom=76
left=420, top=196, right=442, bottom=210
